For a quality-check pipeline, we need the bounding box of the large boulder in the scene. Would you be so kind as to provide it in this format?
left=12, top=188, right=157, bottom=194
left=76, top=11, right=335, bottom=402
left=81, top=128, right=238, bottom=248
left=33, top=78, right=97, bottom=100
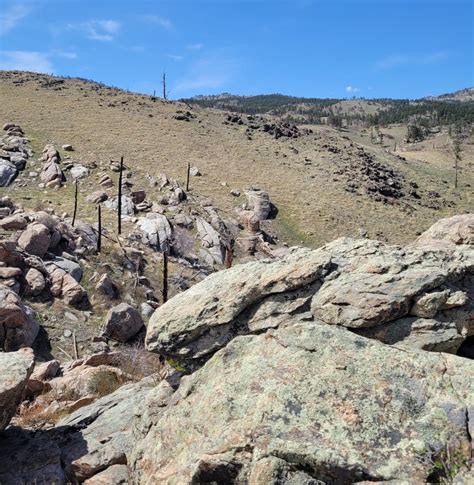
left=104, top=195, right=134, bottom=216
left=48, top=267, right=87, bottom=306
left=131, top=321, right=474, bottom=483
left=195, top=216, right=225, bottom=265
left=0, top=348, right=35, bottom=432
left=17, top=223, right=51, bottom=257
left=70, top=164, right=89, bottom=180
left=40, top=160, right=64, bottom=185
left=137, top=214, right=172, bottom=250
left=0, top=214, right=27, bottom=231
left=146, top=220, right=473, bottom=368
left=0, top=284, right=39, bottom=351
left=146, top=247, right=330, bottom=367
left=0, top=160, right=17, bottom=187
left=245, top=188, right=272, bottom=220
left=416, top=213, right=474, bottom=247
left=45, top=256, right=83, bottom=282
left=102, top=303, right=144, bottom=342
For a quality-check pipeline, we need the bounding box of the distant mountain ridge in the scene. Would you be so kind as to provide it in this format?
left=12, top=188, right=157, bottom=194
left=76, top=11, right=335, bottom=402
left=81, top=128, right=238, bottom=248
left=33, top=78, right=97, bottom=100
left=425, top=87, right=474, bottom=102
left=182, top=88, right=474, bottom=127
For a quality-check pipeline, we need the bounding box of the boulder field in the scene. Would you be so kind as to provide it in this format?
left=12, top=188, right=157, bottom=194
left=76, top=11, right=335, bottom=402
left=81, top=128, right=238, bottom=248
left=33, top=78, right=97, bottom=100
left=0, top=214, right=473, bottom=484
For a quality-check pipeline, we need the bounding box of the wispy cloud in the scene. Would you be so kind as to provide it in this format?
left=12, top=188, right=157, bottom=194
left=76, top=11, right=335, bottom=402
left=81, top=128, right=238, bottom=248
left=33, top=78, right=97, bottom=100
left=142, top=15, right=173, bottom=31
left=68, top=20, right=121, bottom=42
left=0, top=4, right=31, bottom=34
left=0, top=51, right=54, bottom=73
left=376, top=50, right=450, bottom=69
left=167, top=54, right=183, bottom=61
left=174, top=52, right=240, bottom=95
left=51, top=49, right=78, bottom=59
left=186, top=43, right=204, bottom=51
left=346, top=85, right=360, bottom=93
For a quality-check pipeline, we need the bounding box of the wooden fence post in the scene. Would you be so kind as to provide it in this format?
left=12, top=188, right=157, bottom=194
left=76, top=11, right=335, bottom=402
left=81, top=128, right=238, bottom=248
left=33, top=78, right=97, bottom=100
left=72, top=179, right=78, bottom=227
left=186, top=162, right=190, bottom=192
left=97, top=204, right=102, bottom=253
left=118, top=156, right=123, bottom=235
left=162, top=249, right=168, bottom=303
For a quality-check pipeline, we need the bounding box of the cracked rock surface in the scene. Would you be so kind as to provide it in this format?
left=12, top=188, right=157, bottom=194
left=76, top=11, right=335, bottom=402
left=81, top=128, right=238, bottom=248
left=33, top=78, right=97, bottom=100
left=132, top=321, right=474, bottom=483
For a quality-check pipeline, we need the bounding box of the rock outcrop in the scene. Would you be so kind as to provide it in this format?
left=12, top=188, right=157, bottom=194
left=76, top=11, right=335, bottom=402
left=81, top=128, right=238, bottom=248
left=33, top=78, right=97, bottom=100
left=0, top=348, right=35, bottom=431
left=132, top=321, right=474, bottom=483
left=0, top=378, right=156, bottom=483
left=146, top=215, right=473, bottom=368
left=0, top=123, right=30, bottom=186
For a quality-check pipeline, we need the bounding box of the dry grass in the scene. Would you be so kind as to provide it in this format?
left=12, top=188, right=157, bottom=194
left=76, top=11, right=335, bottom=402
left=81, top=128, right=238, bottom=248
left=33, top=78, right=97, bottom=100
left=1, top=71, right=472, bottom=249
left=112, top=343, right=163, bottom=382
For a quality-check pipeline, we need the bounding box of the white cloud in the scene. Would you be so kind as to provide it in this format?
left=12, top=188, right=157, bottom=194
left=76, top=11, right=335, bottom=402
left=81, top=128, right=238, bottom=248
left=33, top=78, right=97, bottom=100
left=0, top=51, right=54, bottom=73
left=68, top=20, right=121, bottom=42
left=167, top=54, right=183, bottom=61
left=0, top=4, right=31, bottom=34
left=186, top=43, right=204, bottom=50
left=51, top=50, right=78, bottom=59
left=346, top=85, right=360, bottom=93
left=376, top=51, right=450, bottom=69
left=142, top=15, right=173, bottom=31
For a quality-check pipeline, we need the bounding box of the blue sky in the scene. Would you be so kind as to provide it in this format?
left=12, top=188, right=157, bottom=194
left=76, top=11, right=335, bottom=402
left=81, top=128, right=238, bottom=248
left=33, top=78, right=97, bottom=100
left=0, top=0, right=472, bottom=99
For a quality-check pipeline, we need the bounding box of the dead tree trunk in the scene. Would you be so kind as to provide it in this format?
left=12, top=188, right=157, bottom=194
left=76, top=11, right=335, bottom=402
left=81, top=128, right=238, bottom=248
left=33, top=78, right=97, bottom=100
left=162, top=72, right=167, bottom=100
left=72, top=179, right=78, bottom=226
left=97, top=204, right=102, bottom=253
left=118, top=156, right=123, bottom=235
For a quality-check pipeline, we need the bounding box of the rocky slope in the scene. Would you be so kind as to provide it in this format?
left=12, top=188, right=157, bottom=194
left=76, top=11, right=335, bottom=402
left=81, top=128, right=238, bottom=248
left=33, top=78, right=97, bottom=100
left=0, top=213, right=472, bottom=483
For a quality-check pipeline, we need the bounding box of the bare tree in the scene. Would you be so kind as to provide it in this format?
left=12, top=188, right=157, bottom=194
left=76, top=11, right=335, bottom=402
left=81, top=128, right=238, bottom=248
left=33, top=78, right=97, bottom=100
left=162, top=72, right=167, bottom=100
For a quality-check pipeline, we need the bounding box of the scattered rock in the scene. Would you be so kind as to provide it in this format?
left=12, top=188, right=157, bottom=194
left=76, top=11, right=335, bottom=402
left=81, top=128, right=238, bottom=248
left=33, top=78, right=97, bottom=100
left=95, top=273, right=119, bottom=299
left=62, top=144, right=74, bottom=151
left=86, top=191, right=108, bottom=204
left=17, top=223, right=51, bottom=257
left=24, top=268, right=46, bottom=296
left=0, top=284, right=39, bottom=351
left=104, top=195, right=134, bottom=215
left=102, top=303, right=144, bottom=342
left=48, top=267, right=87, bottom=306
left=190, top=166, right=201, bottom=177
left=0, top=160, right=17, bottom=187
left=70, top=164, right=89, bottom=180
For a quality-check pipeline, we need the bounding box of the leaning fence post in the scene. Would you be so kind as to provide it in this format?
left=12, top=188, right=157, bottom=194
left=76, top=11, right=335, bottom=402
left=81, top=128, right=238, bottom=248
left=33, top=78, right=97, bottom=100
left=72, top=179, right=78, bottom=227
left=162, top=248, right=168, bottom=303
left=97, top=204, right=102, bottom=253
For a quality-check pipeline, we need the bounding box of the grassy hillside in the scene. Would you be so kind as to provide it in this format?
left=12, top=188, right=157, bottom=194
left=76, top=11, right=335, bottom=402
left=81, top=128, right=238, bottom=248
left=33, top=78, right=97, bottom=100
left=1, top=70, right=473, bottom=248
